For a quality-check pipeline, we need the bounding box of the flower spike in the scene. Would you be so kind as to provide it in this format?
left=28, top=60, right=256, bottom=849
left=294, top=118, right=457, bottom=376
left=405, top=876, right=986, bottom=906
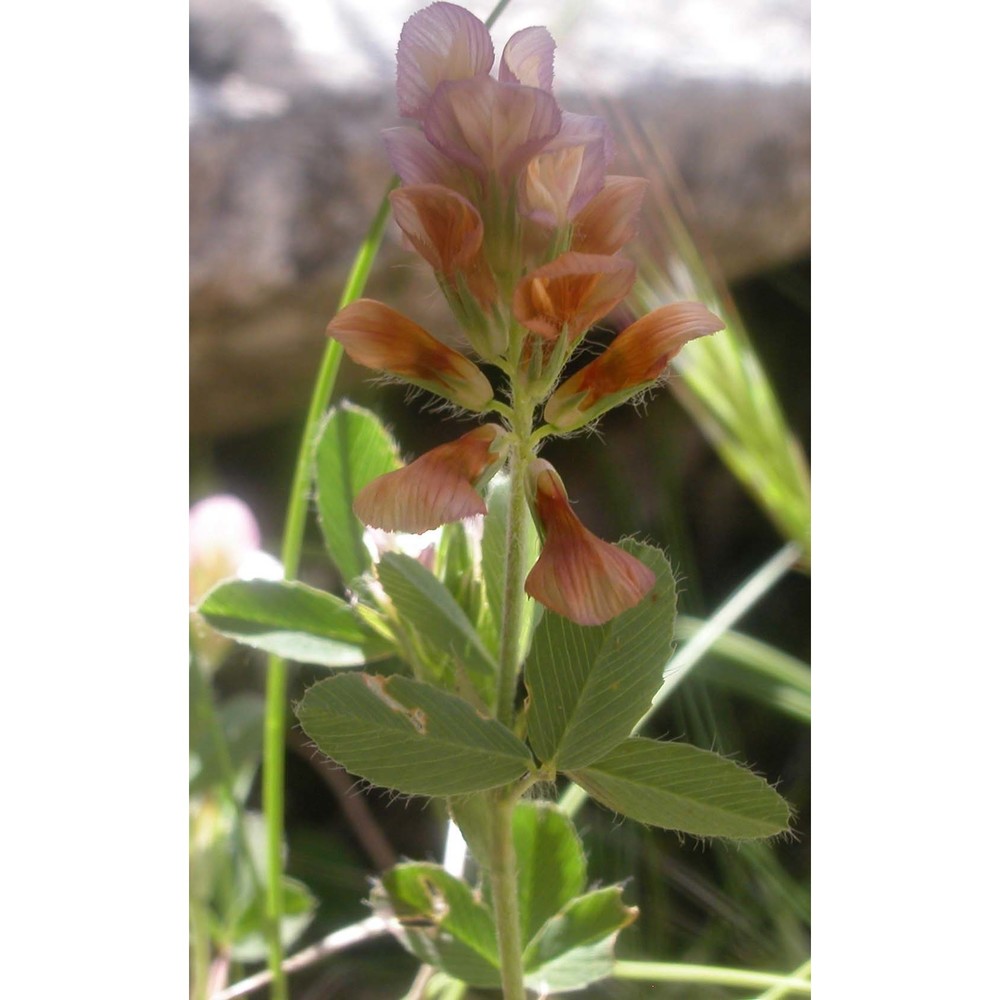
left=545, top=302, right=725, bottom=431
left=524, top=460, right=656, bottom=625
left=513, top=252, right=636, bottom=342
left=354, top=424, right=508, bottom=533
left=327, top=299, right=493, bottom=412
left=396, top=2, right=495, bottom=120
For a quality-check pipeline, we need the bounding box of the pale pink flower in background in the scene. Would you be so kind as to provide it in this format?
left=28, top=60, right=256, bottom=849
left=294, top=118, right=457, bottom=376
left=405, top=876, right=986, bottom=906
left=189, top=494, right=282, bottom=667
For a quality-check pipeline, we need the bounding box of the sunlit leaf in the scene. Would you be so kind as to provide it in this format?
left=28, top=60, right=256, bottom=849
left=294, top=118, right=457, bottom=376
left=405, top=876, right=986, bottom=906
left=198, top=578, right=392, bottom=666
left=314, top=403, right=402, bottom=582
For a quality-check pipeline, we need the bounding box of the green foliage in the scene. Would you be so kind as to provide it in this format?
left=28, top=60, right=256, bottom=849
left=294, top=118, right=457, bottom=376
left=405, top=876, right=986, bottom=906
left=313, top=402, right=401, bottom=582
left=197, top=578, right=393, bottom=666
left=522, top=887, right=636, bottom=993
left=374, top=864, right=501, bottom=987
left=373, top=802, right=635, bottom=994
left=567, top=737, right=790, bottom=839
left=525, top=541, right=676, bottom=769
left=676, top=615, right=811, bottom=724
left=378, top=551, right=497, bottom=706
left=295, top=673, right=533, bottom=796
left=511, top=802, right=586, bottom=945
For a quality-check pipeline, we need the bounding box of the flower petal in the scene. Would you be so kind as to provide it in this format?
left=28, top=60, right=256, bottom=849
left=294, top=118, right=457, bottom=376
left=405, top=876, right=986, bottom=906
left=513, top=251, right=636, bottom=341
left=390, top=184, right=484, bottom=275
left=354, top=424, right=507, bottom=533
left=519, top=115, right=612, bottom=228
left=571, top=175, right=649, bottom=255
left=383, top=127, right=469, bottom=190
left=424, top=76, right=561, bottom=183
left=544, top=302, right=725, bottom=430
left=524, top=460, right=655, bottom=625
left=499, top=26, right=555, bottom=91
left=327, top=299, right=493, bottom=411
left=396, top=2, right=495, bottom=119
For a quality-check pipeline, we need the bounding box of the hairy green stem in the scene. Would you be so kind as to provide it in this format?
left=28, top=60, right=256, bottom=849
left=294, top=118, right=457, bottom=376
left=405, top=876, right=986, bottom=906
left=488, top=792, right=526, bottom=1000
left=261, top=180, right=397, bottom=999
left=613, top=960, right=810, bottom=994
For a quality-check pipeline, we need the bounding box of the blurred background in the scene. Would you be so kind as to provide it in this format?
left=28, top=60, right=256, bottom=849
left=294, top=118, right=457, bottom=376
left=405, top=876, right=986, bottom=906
left=190, top=0, right=810, bottom=995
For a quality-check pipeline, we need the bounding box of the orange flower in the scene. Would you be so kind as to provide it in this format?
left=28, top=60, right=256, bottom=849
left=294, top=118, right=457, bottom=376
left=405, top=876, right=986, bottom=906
left=513, top=252, right=636, bottom=342
left=390, top=184, right=484, bottom=276
left=544, top=302, right=725, bottom=430
left=389, top=184, right=497, bottom=306
left=354, top=424, right=508, bottom=533
left=570, top=175, right=649, bottom=256
left=524, top=460, right=655, bottom=625
left=327, top=299, right=493, bottom=412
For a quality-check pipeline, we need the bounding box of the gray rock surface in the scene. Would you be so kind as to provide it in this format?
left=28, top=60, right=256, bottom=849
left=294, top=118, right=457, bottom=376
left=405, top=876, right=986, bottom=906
left=190, top=0, right=810, bottom=436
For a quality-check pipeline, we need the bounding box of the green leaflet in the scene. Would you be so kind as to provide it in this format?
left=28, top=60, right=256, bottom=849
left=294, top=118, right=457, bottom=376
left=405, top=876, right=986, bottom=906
left=523, top=886, right=636, bottom=992
left=525, top=541, right=676, bottom=770
left=568, top=737, right=791, bottom=839
left=512, top=801, right=587, bottom=945
left=197, top=578, right=392, bottom=667
left=378, top=552, right=497, bottom=706
left=313, top=403, right=401, bottom=583
left=372, top=864, right=500, bottom=988
left=295, top=673, right=533, bottom=797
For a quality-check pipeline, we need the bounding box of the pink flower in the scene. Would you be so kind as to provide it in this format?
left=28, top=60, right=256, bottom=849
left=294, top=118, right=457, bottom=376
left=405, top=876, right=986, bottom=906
left=396, top=2, right=495, bottom=120
left=498, top=26, right=555, bottom=90
left=524, top=460, right=655, bottom=626
left=424, top=75, right=561, bottom=185
left=383, top=127, right=470, bottom=192
left=513, top=251, right=636, bottom=342
left=544, top=302, right=725, bottom=430
left=354, top=424, right=508, bottom=533
left=327, top=299, right=493, bottom=412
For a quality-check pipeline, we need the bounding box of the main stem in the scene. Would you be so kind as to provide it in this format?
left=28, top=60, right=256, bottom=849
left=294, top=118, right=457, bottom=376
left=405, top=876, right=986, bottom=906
left=489, top=791, right=526, bottom=1000
left=488, top=354, right=538, bottom=998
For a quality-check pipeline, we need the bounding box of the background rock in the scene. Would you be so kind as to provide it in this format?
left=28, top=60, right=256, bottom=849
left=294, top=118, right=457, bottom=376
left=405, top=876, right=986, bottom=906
left=190, top=0, right=810, bottom=436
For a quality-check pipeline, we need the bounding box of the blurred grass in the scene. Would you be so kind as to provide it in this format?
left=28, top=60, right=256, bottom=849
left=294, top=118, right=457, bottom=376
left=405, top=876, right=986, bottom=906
left=602, top=101, right=811, bottom=567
